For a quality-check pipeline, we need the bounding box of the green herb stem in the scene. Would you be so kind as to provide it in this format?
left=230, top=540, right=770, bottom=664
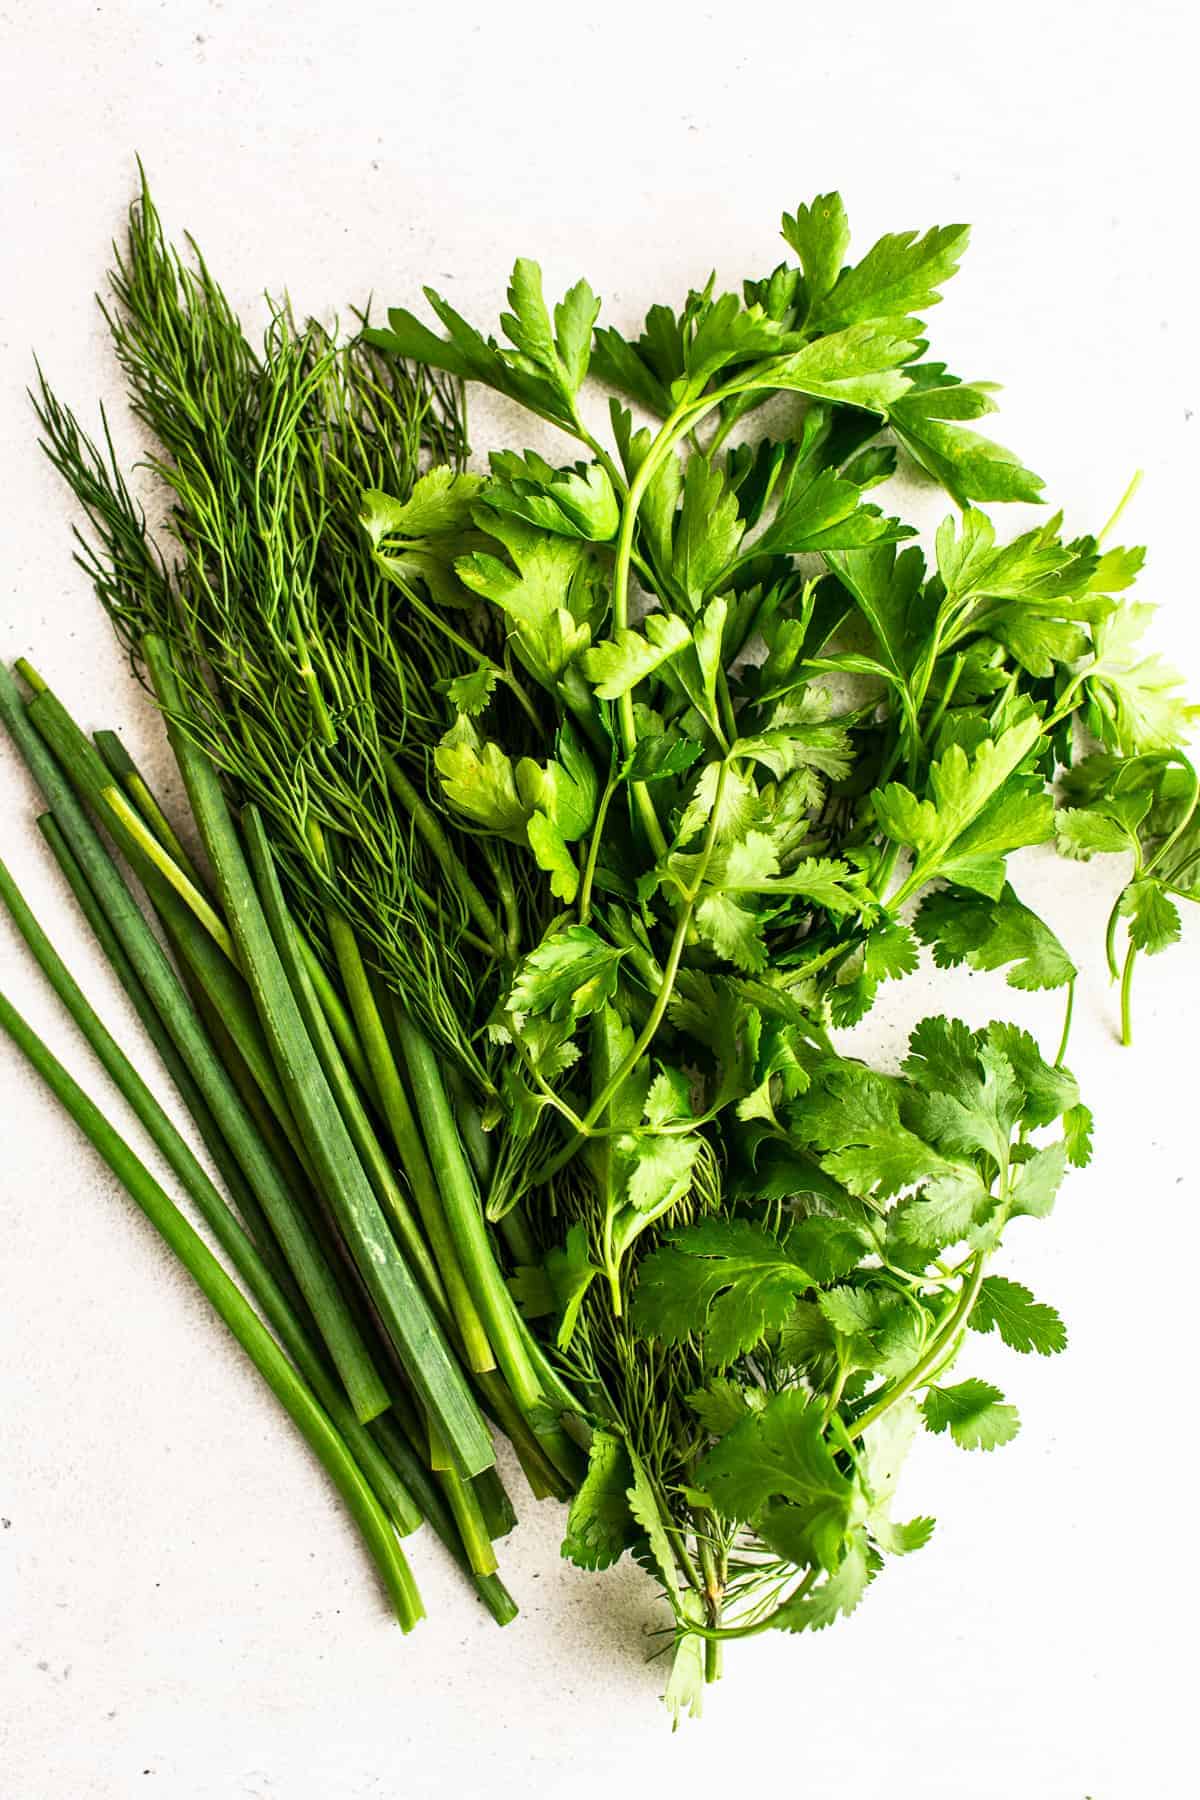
left=142, top=635, right=494, bottom=1476
left=0, top=851, right=423, bottom=1535
left=0, top=984, right=423, bottom=1629
left=0, top=661, right=391, bottom=1425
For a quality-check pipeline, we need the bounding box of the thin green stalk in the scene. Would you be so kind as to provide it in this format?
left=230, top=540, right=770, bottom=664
left=1055, top=977, right=1076, bottom=1069
left=19, top=670, right=233, bottom=958
left=314, top=869, right=496, bottom=1374
left=0, top=986, right=423, bottom=1629
left=438, top=1464, right=499, bottom=1577
left=143, top=635, right=495, bottom=1478
left=391, top=1009, right=541, bottom=1416
left=0, top=661, right=390, bottom=1425
left=295, top=930, right=378, bottom=1103
left=37, top=812, right=301, bottom=1310
left=23, top=678, right=310, bottom=1163
left=0, top=852, right=422, bottom=1536
left=1120, top=941, right=1137, bottom=1047
left=93, top=728, right=199, bottom=882
left=243, top=806, right=448, bottom=1313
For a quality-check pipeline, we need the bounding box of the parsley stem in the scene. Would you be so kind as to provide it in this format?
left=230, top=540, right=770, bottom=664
left=577, top=771, right=617, bottom=925
left=1097, top=467, right=1143, bottom=545
left=607, top=395, right=723, bottom=859
left=539, top=763, right=729, bottom=1184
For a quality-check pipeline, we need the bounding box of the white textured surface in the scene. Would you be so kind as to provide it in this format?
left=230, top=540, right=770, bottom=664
left=2, top=3, right=1197, bottom=1795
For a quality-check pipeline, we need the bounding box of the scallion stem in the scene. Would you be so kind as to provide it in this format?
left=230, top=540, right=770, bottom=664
left=143, top=635, right=495, bottom=1478
left=0, top=662, right=390, bottom=1424
left=0, top=983, right=423, bottom=1629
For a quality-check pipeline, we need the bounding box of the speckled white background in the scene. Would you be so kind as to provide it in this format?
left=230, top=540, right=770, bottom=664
left=2, top=3, right=1197, bottom=1795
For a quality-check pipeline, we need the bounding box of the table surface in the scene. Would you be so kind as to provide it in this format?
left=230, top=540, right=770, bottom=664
left=2, top=3, right=1196, bottom=1795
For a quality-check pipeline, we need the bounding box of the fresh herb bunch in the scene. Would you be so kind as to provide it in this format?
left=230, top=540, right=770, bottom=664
left=357, top=192, right=1196, bottom=1712
left=10, top=181, right=1196, bottom=1726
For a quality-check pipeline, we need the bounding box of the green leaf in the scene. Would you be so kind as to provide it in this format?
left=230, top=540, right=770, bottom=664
left=626, top=1443, right=683, bottom=1603
left=1119, top=878, right=1182, bottom=954
left=434, top=717, right=528, bottom=837
left=361, top=469, right=486, bottom=543
left=914, top=883, right=1076, bottom=991
left=986, top=1021, right=1080, bottom=1130
left=773, top=1530, right=873, bottom=1632
left=969, top=1274, right=1067, bottom=1355
left=442, top=664, right=500, bottom=715
left=672, top=458, right=744, bottom=604
left=624, top=729, right=704, bottom=784
left=591, top=325, right=675, bottom=417
left=488, top=450, right=620, bottom=541
left=826, top=540, right=926, bottom=682
left=1008, top=1139, right=1068, bottom=1220
left=562, top=1428, right=637, bottom=1570
left=1055, top=806, right=1134, bottom=860
left=554, top=278, right=602, bottom=395
left=457, top=508, right=600, bottom=686
left=860, top=1401, right=935, bottom=1556
left=780, top=193, right=851, bottom=305
left=757, top=322, right=920, bottom=413
left=616, top=1131, right=704, bottom=1217
left=686, top=1378, right=765, bottom=1435
left=873, top=716, right=1051, bottom=898
left=544, top=1222, right=600, bottom=1349
left=526, top=810, right=579, bottom=902
left=580, top=611, right=692, bottom=700
left=508, top=924, right=624, bottom=1022
left=1084, top=602, right=1199, bottom=755
left=922, top=1379, right=1020, bottom=1451
left=632, top=1218, right=815, bottom=1368
left=663, top=1592, right=707, bottom=1729
left=699, top=1390, right=861, bottom=1569
left=751, top=465, right=912, bottom=559
left=813, top=222, right=969, bottom=331
left=889, top=371, right=1044, bottom=506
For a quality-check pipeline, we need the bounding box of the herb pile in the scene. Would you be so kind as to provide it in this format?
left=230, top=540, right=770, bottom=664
left=2, top=179, right=1195, bottom=1723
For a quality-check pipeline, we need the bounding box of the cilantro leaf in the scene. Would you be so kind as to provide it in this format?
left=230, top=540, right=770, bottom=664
left=968, top=1274, right=1067, bottom=1355
left=873, top=716, right=1052, bottom=898
left=631, top=1218, right=815, bottom=1368
left=562, top=1428, right=637, bottom=1570
left=1084, top=602, right=1199, bottom=754
left=914, top=882, right=1077, bottom=991
left=1119, top=878, right=1182, bottom=954
left=544, top=1221, right=601, bottom=1350
left=434, top=717, right=528, bottom=837
left=457, top=507, right=601, bottom=685
left=922, top=1379, right=1020, bottom=1451
left=772, top=1529, right=874, bottom=1632
left=697, top=1390, right=861, bottom=1568
left=755, top=323, right=922, bottom=413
